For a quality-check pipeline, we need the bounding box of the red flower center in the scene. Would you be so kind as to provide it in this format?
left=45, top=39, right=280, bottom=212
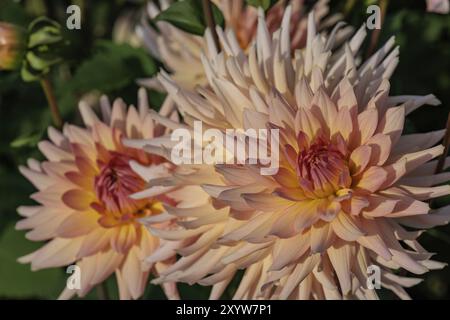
left=95, top=153, right=146, bottom=215
left=297, top=136, right=351, bottom=195
left=92, top=152, right=156, bottom=227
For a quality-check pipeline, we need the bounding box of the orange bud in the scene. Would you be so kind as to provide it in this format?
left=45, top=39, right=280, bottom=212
left=0, top=22, right=27, bottom=71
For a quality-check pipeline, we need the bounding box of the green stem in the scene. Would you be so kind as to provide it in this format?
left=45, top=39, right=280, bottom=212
left=96, top=283, right=110, bottom=300
left=202, top=0, right=220, bottom=50
left=40, top=76, right=62, bottom=129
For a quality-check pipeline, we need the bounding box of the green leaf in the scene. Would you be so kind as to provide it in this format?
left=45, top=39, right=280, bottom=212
left=56, top=41, right=158, bottom=115
left=96, top=40, right=157, bottom=76
left=154, top=0, right=224, bottom=36
left=0, top=224, right=65, bottom=299
left=66, top=41, right=157, bottom=94
left=0, top=0, right=30, bottom=26
left=246, top=0, right=277, bottom=11
left=10, top=131, right=43, bottom=148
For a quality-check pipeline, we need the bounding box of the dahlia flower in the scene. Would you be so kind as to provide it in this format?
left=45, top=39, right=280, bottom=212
left=113, top=10, right=143, bottom=47
left=16, top=89, right=193, bottom=300
left=126, top=7, right=450, bottom=299
left=137, top=0, right=349, bottom=90
left=426, top=0, right=449, bottom=14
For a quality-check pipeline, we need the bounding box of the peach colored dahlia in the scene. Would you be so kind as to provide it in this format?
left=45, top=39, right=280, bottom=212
left=126, top=8, right=450, bottom=299
left=16, top=89, right=191, bottom=300
left=137, top=0, right=348, bottom=90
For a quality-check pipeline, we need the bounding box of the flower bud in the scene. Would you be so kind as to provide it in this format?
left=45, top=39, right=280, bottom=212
left=0, top=22, right=27, bottom=71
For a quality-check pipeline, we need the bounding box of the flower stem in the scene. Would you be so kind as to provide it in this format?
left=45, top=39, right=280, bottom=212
left=435, top=113, right=450, bottom=174
left=96, top=283, right=110, bottom=300
left=366, top=0, right=389, bottom=58
left=40, top=76, right=62, bottom=129
left=202, top=0, right=220, bottom=50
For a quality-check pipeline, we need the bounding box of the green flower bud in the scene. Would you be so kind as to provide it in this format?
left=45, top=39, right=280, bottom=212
left=1, top=17, right=68, bottom=81
left=21, top=17, right=67, bottom=82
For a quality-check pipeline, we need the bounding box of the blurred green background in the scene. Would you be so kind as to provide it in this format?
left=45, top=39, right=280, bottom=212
left=0, top=0, right=449, bottom=299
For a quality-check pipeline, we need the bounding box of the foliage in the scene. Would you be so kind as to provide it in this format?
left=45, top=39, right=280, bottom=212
left=153, top=0, right=224, bottom=35
left=0, top=224, right=65, bottom=299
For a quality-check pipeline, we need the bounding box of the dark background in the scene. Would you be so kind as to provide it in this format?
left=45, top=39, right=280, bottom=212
left=0, top=0, right=448, bottom=299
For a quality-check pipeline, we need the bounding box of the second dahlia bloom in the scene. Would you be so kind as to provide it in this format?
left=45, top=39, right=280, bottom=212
left=137, top=0, right=347, bottom=90
left=16, top=89, right=192, bottom=300
left=127, top=8, right=450, bottom=299
left=426, top=0, right=449, bottom=14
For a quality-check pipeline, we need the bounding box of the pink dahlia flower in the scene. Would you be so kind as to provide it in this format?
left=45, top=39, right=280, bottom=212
left=16, top=89, right=192, bottom=300
left=137, top=0, right=349, bottom=90
left=426, top=0, right=449, bottom=14
left=126, top=8, right=450, bottom=299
